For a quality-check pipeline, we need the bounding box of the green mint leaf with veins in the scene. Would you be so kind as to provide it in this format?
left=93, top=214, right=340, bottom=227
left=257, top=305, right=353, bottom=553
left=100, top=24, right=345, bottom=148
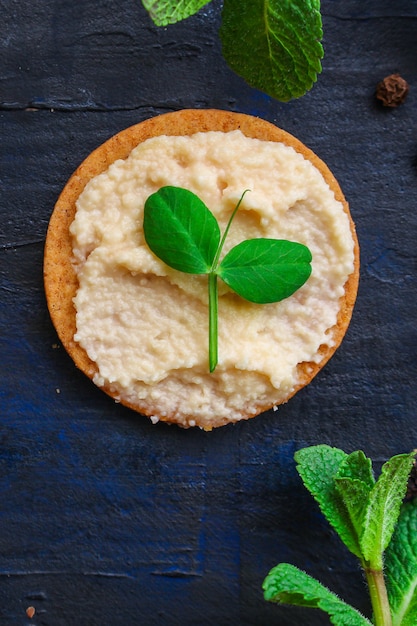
left=295, top=445, right=364, bottom=559
left=220, top=0, right=323, bottom=101
left=334, top=451, right=375, bottom=546
left=336, top=450, right=375, bottom=488
left=141, top=0, right=211, bottom=26
left=385, top=497, right=417, bottom=626
left=359, top=452, right=416, bottom=570
left=143, top=186, right=311, bottom=372
left=263, top=563, right=372, bottom=626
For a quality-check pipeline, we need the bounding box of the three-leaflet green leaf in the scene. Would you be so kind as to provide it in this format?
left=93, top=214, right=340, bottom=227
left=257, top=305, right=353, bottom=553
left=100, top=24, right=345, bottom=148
left=143, top=186, right=312, bottom=372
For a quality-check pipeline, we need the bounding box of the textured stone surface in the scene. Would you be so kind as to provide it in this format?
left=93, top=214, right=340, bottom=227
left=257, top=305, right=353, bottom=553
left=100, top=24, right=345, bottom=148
left=1, top=1, right=417, bottom=624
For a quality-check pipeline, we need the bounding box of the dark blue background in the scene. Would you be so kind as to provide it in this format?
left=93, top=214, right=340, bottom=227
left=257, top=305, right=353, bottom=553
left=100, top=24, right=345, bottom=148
left=1, top=1, right=416, bottom=624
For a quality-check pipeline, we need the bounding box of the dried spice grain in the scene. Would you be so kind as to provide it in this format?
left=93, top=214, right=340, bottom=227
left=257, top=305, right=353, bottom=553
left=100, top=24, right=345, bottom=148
left=376, top=74, right=409, bottom=107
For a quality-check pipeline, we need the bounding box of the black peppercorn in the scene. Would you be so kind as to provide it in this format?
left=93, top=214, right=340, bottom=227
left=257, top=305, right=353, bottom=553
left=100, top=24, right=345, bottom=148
left=376, top=73, right=409, bottom=107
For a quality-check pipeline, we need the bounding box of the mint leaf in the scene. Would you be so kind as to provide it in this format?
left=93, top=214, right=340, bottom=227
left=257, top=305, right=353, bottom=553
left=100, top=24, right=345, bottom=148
left=335, top=451, right=375, bottom=542
left=360, top=452, right=416, bottom=569
left=142, top=0, right=211, bottom=26
left=385, top=497, right=417, bottom=626
left=263, top=563, right=372, bottom=625
left=217, top=239, right=312, bottom=304
left=143, top=186, right=220, bottom=274
left=295, top=445, right=363, bottom=558
left=336, top=451, right=375, bottom=488
left=220, top=0, right=323, bottom=101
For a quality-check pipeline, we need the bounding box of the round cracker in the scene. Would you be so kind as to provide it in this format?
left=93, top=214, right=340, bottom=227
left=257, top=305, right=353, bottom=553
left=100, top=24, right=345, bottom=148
left=44, top=109, right=359, bottom=429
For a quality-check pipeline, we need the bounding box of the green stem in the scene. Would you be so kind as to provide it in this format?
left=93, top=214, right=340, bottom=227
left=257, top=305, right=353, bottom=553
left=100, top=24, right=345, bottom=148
left=364, top=566, right=392, bottom=626
left=207, top=190, right=249, bottom=372
left=212, top=189, right=250, bottom=269
left=208, top=272, right=218, bottom=372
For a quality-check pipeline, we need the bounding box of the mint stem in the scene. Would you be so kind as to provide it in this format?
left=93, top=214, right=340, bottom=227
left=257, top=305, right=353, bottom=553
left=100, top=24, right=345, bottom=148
left=364, top=566, right=392, bottom=626
left=208, top=271, right=218, bottom=372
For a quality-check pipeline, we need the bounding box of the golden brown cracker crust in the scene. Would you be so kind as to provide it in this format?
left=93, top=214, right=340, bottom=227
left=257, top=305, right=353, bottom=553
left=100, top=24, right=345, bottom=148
left=44, top=109, right=360, bottom=429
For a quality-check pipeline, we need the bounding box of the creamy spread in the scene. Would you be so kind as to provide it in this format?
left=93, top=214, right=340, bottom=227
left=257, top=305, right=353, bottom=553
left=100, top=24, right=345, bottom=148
left=70, top=130, right=355, bottom=428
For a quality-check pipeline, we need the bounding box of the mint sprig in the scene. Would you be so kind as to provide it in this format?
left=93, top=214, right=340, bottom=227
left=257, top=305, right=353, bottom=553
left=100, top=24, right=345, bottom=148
left=141, top=0, right=324, bottom=101
left=143, top=186, right=312, bottom=372
left=263, top=446, right=417, bottom=626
